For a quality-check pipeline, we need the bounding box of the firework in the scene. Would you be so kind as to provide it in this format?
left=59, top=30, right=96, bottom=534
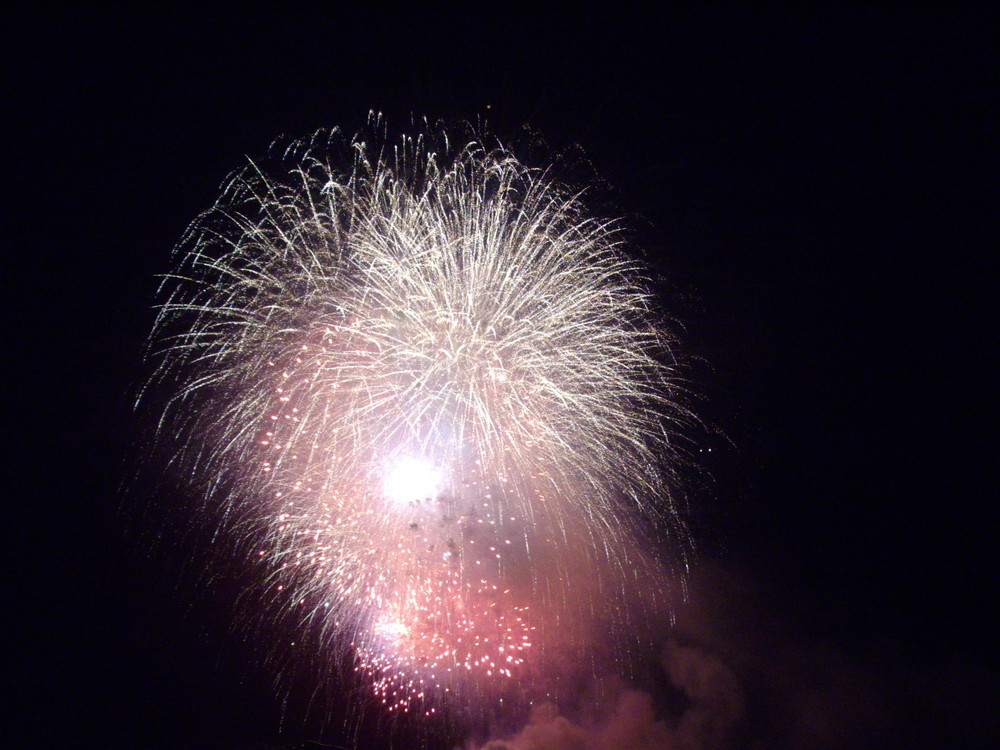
left=141, top=117, right=689, bottom=720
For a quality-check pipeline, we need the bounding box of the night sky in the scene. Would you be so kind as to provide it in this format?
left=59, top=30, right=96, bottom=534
left=9, top=8, right=996, bottom=749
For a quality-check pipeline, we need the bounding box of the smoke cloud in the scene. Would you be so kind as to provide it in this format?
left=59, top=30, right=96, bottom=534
left=469, top=562, right=998, bottom=750
left=471, top=639, right=743, bottom=750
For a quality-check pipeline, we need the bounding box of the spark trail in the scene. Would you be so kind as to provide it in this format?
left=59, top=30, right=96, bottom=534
left=141, top=117, right=690, bottom=721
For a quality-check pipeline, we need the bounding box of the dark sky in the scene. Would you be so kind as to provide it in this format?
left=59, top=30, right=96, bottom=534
left=8, top=8, right=996, bottom=749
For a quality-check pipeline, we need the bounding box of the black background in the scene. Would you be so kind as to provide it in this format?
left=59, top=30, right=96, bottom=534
left=8, top=8, right=996, bottom=748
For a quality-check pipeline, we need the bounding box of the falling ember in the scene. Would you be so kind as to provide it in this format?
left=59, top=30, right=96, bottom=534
left=140, top=115, right=691, bottom=722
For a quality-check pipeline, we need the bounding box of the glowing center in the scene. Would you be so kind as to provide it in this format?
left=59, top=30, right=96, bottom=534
left=374, top=618, right=410, bottom=640
left=383, top=457, right=442, bottom=506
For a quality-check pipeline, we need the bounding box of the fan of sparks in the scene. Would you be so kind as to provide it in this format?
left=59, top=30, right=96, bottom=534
left=143, top=119, right=688, bottom=717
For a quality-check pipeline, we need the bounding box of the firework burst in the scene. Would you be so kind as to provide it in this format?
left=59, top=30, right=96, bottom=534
left=141, top=117, right=690, bottom=722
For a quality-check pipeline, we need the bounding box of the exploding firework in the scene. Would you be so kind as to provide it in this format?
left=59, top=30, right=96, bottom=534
left=140, top=117, right=690, bottom=723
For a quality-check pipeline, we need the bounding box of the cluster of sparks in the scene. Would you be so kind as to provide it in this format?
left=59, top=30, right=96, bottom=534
left=144, top=118, right=688, bottom=719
